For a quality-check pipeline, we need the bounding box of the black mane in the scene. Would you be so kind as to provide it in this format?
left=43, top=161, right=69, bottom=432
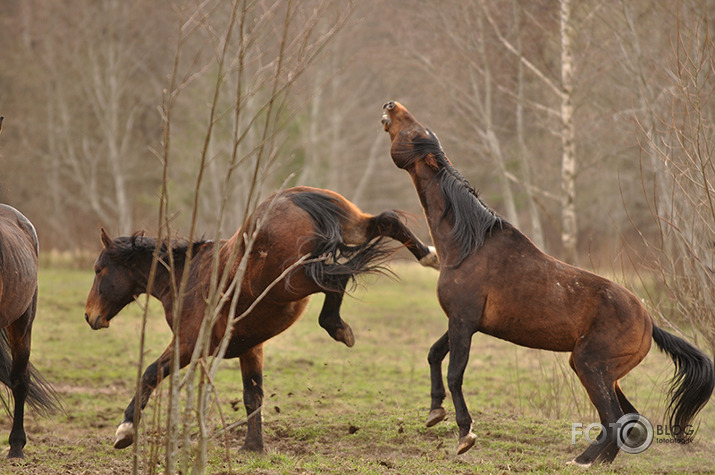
left=105, top=232, right=208, bottom=266
left=411, top=130, right=502, bottom=266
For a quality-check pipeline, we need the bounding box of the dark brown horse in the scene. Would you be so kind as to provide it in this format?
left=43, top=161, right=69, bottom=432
left=381, top=101, right=714, bottom=465
left=0, top=205, right=60, bottom=459
left=84, top=186, right=438, bottom=452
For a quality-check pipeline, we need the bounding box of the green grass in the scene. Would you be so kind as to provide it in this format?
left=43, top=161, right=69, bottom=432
left=0, top=262, right=712, bottom=474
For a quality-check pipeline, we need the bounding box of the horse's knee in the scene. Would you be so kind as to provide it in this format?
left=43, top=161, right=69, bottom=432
left=427, top=346, right=443, bottom=366
left=375, top=210, right=400, bottom=224
left=427, top=334, right=449, bottom=365
left=447, top=374, right=464, bottom=393
left=240, top=348, right=264, bottom=406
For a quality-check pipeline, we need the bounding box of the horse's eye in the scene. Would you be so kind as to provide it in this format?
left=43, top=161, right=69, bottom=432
left=95, top=268, right=102, bottom=275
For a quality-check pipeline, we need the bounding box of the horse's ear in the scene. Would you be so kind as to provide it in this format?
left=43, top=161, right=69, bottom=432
left=100, top=228, right=113, bottom=249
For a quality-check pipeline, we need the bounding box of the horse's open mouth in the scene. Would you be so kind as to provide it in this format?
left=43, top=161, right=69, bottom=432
left=381, top=113, right=391, bottom=131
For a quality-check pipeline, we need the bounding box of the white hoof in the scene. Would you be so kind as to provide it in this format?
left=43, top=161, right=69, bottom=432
left=419, top=246, right=440, bottom=270
left=566, top=459, right=592, bottom=468
left=114, top=422, right=134, bottom=449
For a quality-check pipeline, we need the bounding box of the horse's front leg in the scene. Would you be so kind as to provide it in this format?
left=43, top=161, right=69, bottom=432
left=446, top=317, right=477, bottom=455
left=6, top=305, right=33, bottom=459
left=239, top=344, right=264, bottom=452
left=318, top=276, right=354, bottom=347
left=369, top=211, right=439, bottom=269
left=114, top=339, right=190, bottom=449
left=426, top=331, right=449, bottom=427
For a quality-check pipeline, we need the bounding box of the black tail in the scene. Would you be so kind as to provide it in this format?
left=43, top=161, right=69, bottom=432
left=291, top=191, right=395, bottom=293
left=652, top=325, right=714, bottom=440
left=0, top=329, right=63, bottom=417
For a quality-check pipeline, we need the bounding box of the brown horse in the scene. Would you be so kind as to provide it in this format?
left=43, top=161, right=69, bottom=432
left=0, top=205, right=60, bottom=459
left=381, top=101, right=714, bottom=465
left=84, top=186, right=438, bottom=452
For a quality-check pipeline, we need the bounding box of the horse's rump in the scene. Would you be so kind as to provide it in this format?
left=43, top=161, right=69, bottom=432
left=289, top=191, right=395, bottom=293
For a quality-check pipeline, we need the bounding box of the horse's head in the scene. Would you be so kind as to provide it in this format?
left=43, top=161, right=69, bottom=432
left=381, top=101, right=444, bottom=170
left=84, top=229, right=143, bottom=330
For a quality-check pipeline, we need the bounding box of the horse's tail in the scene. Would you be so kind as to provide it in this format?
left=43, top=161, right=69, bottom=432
left=652, top=325, right=714, bottom=440
left=291, top=191, right=395, bottom=293
left=0, top=327, right=63, bottom=417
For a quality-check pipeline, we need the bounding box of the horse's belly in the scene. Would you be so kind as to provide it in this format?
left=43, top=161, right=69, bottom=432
left=221, top=297, right=312, bottom=358
left=480, top=323, right=575, bottom=352
left=479, top=304, right=580, bottom=352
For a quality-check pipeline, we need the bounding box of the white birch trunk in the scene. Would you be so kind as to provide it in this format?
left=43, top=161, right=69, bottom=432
left=559, top=0, right=578, bottom=264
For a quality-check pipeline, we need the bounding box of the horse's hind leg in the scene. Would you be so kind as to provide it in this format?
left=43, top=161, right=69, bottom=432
left=6, top=296, right=35, bottom=459
left=615, top=381, right=638, bottom=415
left=426, top=331, right=449, bottom=427
left=239, top=344, right=264, bottom=452
left=366, top=211, right=439, bottom=268
left=569, top=352, right=624, bottom=466
left=318, top=276, right=355, bottom=347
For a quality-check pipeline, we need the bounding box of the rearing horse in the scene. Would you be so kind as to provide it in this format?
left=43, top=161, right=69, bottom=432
left=381, top=101, right=714, bottom=465
left=0, top=204, right=61, bottom=459
left=84, top=186, right=438, bottom=452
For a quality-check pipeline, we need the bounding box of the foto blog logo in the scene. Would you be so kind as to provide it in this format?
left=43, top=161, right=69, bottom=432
left=571, top=414, right=660, bottom=454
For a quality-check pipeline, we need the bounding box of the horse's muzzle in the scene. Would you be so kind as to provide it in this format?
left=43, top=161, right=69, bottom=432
left=381, top=101, right=397, bottom=131
left=85, top=313, right=109, bottom=330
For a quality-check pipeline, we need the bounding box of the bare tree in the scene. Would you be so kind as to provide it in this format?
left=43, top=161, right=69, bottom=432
left=34, top=0, right=168, bottom=235
left=559, top=0, right=578, bottom=263
left=483, top=0, right=578, bottom=261
left=127, top=1, right=354, bottom=473
left=634, top=3, right=715, bottom=356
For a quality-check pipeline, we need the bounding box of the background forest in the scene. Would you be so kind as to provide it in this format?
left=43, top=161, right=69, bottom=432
left=1, top=0, right=714, bottom=346
left=1, top=1, right=715, bottom=473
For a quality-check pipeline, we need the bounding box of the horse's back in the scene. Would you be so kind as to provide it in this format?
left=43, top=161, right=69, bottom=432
left=0, top=205, right=39, bottom=324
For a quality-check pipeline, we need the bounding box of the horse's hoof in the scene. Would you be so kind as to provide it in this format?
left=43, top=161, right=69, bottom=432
left=6, top=448, right=24, bottom=460
left=114, top=422, right=135, bottom=449
left=419, top=246, right=440, bottom=269
left=456, top=432, right=477, bottom=455
left=566, top=459, right=592, bottom=468
left=425, top=407, right=446, bottom=427
left=240, top=444, right=266, bottom=454
left=334, top=325, right=355, bottom=348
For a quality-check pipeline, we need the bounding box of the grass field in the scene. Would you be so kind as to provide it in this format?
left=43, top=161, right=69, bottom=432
left=0, top=262, right=713, bottom=474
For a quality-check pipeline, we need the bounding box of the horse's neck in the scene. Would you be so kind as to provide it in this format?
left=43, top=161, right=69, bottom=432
left=132, top=251, right=189, bottom=309
left=409, top=162, right=452, bottom=249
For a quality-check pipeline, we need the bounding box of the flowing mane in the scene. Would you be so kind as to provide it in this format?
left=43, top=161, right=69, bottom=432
left=105, top=232, right=208, bottom=266
left=410, top=130, right=502, bottom=266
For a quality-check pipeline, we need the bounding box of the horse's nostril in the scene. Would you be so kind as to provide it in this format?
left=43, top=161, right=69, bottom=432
left=84, top=314, right=89, bottom=323
left=386, top=101, right=395, bottom=110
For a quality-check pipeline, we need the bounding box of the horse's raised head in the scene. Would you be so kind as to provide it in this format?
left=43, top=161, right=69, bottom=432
left=84, top=229, right=143, bottom=330
left=381, top=101, right=443, bottom=170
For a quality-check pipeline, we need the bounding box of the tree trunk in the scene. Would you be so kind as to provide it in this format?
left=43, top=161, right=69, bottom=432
left=559, top=0, right=578, bottom=264
left=513, top=0, right=545, bottom=249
